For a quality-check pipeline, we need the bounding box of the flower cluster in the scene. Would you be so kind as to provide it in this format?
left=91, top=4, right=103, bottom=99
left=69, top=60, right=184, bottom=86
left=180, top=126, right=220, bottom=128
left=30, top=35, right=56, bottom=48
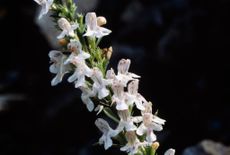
left=34, top=0, right=175, bottom=155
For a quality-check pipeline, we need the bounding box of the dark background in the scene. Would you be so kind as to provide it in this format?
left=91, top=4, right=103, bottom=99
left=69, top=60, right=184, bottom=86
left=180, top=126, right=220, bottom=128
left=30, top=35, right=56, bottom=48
left=0, top=0, right=230, bottom=155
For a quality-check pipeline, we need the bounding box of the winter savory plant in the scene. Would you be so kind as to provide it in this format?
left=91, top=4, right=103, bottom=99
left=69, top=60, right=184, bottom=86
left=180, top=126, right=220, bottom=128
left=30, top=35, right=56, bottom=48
left=34, top=0, right=175, bottom=155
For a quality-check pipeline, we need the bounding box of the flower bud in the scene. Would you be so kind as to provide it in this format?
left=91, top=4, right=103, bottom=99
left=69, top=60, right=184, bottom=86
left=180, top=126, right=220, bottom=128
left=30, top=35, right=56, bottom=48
left=102, top=46, right=113, bottom=60
left=97, top=16, right=107, bottom=26
left=152, top=142, right=160, bottom=150
left=58, top=39, right=68, bottom=46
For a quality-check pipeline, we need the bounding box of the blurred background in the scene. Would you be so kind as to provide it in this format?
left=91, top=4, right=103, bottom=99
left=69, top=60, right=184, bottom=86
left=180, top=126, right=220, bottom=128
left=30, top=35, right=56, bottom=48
left=0, top=0, right=230, bottom=155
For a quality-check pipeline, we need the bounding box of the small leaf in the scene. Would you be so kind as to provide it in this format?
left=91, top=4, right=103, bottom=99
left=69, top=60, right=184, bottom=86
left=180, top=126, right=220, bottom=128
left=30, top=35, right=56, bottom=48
left=103, top=107, right=119, bottom=123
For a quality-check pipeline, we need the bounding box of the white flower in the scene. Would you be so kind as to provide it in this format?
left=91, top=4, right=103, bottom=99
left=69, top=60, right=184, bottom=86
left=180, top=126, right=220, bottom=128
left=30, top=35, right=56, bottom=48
left=57, top=18, right=78, bottom=39
left=91, top=68, right=110, bottom=99
left=64, top=40, right=92, bottom=88
left=84, top=12, right=111, bottom=38
left=120, top=131, right=147, bottom=155
left=34, top=0, right=53, bottom=19
left=164, top=148, right=176, bottom=155
left=67, top=39, right=83, bottom=53
left=116, top=59, right=140, bottom=86
left=136, top=102, right=166, bottom=143
left=111, top=80, right=128, bottom=110
left=116, top=110, right=137, bottom=132
left=65, top=40, right=91, bottom=65
left=106, top=59, right=139, bottom=87
left=67, top=58, right=92, bottom=88
left=79, top=85, right=96, bottom=112
left=136, top=114, right=157, bottom=143
left=95, top=118, right=118, bottom=150
left=107, top=68, right=141, bottom=111
left=126, top=79, right=146, bottom=110
left=49, top=50, right=70, bottom=86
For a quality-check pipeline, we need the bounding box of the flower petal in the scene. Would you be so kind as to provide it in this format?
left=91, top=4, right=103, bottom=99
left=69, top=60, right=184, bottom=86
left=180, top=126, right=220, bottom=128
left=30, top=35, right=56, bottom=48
left=74, top=75, right=85, bottom=88
left=125, top=121, right=137, bottom=131
left=51, top=75, right=61, bottom=86
left=134, top=99, right=145, bottom=111
left=80, top=52, right=91, bottom=59
left=99, top=27, right=112, bottom=35
left=151, top=123, right=163, bottom=131
left=132, top=116, right=143, bottom=123
left=68, top=71, right=78, bottom=83
left=146, top=130, right=156, bottom=143
left=120, top=145, right=129, bottom=152
left=49, top=64, right=58, bottom=73
left=153, top=115, right=166, bottom=125
left=164, top=148, right=176, bottom=155
left=104, top=136, right=113, bottom=150
left=85, top=12, right=97, bottom=30
left=116, top=101, right=128, bottom=110
left=83, top=29, right=95, bottom=37
left=117, top=59, right=131, bottom=74
left=57, top=31, right=67, bottom=39
left=95, top=118, right=110, bottom=133
left=86, top=98, right=94, bottom=112
left=98, top=88, right=109, bottom=99
left=136, top=123, right=146, bottom=136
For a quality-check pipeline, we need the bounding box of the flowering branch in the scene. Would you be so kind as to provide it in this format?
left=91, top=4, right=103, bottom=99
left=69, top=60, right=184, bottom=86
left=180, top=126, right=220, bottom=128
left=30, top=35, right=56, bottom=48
left=34, top=0, right=176, bottom=155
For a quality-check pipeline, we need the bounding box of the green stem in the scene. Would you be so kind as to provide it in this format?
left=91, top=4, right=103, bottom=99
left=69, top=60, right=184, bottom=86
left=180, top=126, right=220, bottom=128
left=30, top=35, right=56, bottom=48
left=96, top=37, right=102, bottom=47
left=78, top=32, right=88, bottom=52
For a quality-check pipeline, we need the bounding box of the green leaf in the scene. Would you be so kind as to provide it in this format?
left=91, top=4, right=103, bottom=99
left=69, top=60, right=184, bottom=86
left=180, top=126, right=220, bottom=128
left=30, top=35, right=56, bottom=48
left=103, top=107, right=119, bottom=123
